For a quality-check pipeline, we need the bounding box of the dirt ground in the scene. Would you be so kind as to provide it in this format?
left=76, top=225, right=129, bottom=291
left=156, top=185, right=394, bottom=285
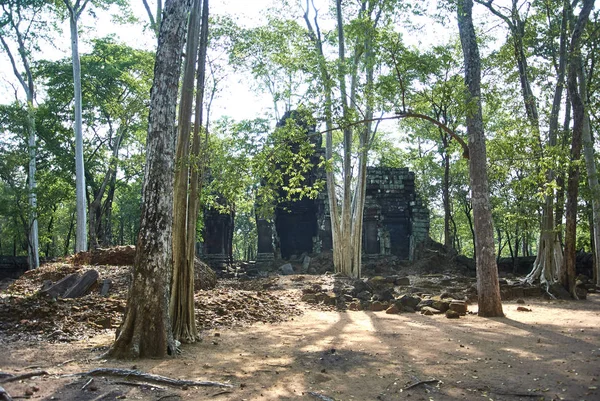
left=2, top=272, right=599, bottom=401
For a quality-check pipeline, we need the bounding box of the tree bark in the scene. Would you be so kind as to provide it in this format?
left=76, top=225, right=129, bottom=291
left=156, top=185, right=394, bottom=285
left=562, top=0, right=595, bottom=296
left=457, top=0, right=504, bottom=317
left=64, top=0, right=88, bottom=253
left=170, top=0, right=202, bottom=344
left=107, top=0, right=192, bottom=359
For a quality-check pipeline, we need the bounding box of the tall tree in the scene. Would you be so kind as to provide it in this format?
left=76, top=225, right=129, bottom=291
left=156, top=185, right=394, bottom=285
left=457, top=0, right=504, bottom=317
left=63, top=0, right=89, bottom=253
left=0, top=0, right=49, bottom=268
left=170, top=0, right=206, bottom=344
left=107, top=0, right=192, bottom=358
left=562, top=0, right=595, bottom=296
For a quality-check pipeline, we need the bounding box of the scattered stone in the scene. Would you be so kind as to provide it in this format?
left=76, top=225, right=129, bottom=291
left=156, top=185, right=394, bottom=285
left=395, top=276, right=410, bottom=286
left=356, top=291, right=371, bottom=301
left=396, top=294, right=421, bottom=309
left=385, top=304, right=401, bottom=314
left=348, top=301, right=362, bottom=311
left=445, top=310, right=460, bottom=319
left=301, top=294, right=318, bottom=303
left=279, top=263, right=295, bottom=275
left=100, top=279, right=112, bottom=297
left=63, top=270, right=99, bottom=298
left=369, top=301, right=387, bottom=312
left=301, top=256, right=311, bottom=273
left=315, top=292, right=337, bottom=306
left=40, top=273, right=80, bottom=299
left=516, top=299, right=525, bottom=304
left=421, top=306, right=442, bottom=315
left=449, top=300, right=468, bottom=315
left=548, top=283, right=571, bottom=300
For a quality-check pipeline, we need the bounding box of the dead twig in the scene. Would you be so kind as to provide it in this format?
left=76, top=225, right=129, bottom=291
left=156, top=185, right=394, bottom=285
left=0, top=371, right=48, bottom=384
left=0, top=374, right=13, bottom=380
left=113, top=381, right=165, bottom=390
left=156, top=394, right=181, bottom=401
left=57, top=359, right=76, bottom=367
left=402, top=379, right=440, bottom=391
left=491, top=391, right=542, bottom=397
left=81, top=378, right=94, bottom=390
left=210, top=390, right=233, bottom=397
left=308, top=391, right=336, bottom=401
left=70, top=368, right=232, bottom=388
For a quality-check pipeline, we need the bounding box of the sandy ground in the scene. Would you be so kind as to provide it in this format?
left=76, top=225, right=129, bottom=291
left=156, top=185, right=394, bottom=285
left=1, top=292, right=599, bottom=401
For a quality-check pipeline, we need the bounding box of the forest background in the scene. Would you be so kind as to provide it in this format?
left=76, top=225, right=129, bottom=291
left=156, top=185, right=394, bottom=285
left=1, top=0, right=599, bottom=282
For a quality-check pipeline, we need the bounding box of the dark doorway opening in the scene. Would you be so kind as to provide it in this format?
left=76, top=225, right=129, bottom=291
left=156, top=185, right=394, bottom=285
left=275, top=199, right=317, bottom=259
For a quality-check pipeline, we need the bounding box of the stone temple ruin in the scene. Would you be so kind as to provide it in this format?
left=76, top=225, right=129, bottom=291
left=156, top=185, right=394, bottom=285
left=256, top=166, right=430, bottom=266
left=254, top=111, right=430, bottom=267
left=201, top=111, right=430, bottom=269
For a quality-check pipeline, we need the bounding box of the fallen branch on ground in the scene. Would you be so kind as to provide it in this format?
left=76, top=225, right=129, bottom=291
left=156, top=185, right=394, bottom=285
left=156, top=394, right=181, bottom=401
left=112, top=381, right=165, bottom=390
left=402, top=379, right=440, bottom=391
left=80, top=378, right=94, bottom=390
left=308, top=391, right=336, bottom=401
left=0, top=374, right=13, bottom=380
left=210, top=390, right=233, bottom=397
left=0, top=386, right=13, bottom=401
left=70, top=368, right=232, bottom=388
left=0, top=371, right=48, bottom=384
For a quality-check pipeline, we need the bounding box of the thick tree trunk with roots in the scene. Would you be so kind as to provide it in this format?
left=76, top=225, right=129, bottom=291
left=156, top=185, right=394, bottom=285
left=458, top=0, right=504, bottom=317
left=171, top=0, right=202, bottom=344
left=107, top=0, right=191, bottom=359
left=563, top=0, right=595, bottom=297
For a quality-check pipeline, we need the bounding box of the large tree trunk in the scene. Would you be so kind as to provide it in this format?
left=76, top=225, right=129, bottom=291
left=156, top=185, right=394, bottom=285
left=170, top=0, right=202, bottom=344
left=562, top=0, right=595, bottom=296
left=577, top=62, right=600, bottom=287
left=107, top=0, right=192, bottom=359
left=458, top=0, right=504, bottom=317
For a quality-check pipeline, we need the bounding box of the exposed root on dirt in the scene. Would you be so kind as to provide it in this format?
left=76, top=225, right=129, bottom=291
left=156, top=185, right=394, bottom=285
left=69, top=368, right=233, bottom=388
left=402, top=379, right=440, bottom=390
left=0, top=371, right=48, bottom=384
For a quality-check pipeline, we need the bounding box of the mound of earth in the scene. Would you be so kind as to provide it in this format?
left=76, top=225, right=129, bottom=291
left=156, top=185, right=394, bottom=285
left=0, top=248, right=301, bottom=344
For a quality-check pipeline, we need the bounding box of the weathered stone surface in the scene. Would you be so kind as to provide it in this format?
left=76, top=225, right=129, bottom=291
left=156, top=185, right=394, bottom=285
left=316, top=292, right=337, bottom=305
left=352, top=279, right=370, bottom=294
left=396, top=294, right=421, bottom=309
left=420, top=306, right=442, bottom=314
left=385, top=304, right=401, bottom=314
left=63, top=270, right=99, bottom=298
left=373, top=288, right=395, bottom=302
left=445, top=310, right=460, bottom=319
left=195, top=258, right=217, bottom=290
left=548, top=283, right=572, bottom=300
left=369, top=301, right=387, bottom=312
left=449, top=300, right=467, bottom=315
left=100, top=278, right=112, bottom=297
left=40, top=273, right=80, bottom=299
left=396, top=276, right=410, bottom=286
left=348, top=301, right=362, bottom=311
left=356, top=291, right=372, bottom=301
left=301, top=255, right=311, bottom=273
left=301, top=293, right=318, bottom=303
left=279, top=263, right=295, bottom=275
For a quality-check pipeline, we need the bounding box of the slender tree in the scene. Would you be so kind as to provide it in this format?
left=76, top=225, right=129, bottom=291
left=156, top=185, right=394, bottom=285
left=63, top=0, right=89, bottom=253
left=107, top=0, right=192, bottom=358
left=457, top=0, right=504, bottom=317
left=0, top=0, right=47, bottom=269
